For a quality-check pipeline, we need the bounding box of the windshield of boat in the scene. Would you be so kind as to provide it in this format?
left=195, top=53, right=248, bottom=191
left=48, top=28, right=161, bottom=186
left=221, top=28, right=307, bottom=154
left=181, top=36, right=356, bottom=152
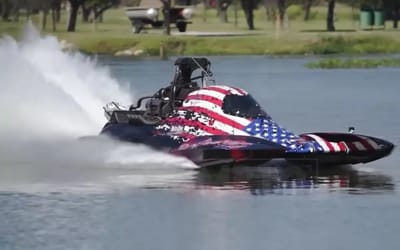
left=222, top=94, right=268, bottom=118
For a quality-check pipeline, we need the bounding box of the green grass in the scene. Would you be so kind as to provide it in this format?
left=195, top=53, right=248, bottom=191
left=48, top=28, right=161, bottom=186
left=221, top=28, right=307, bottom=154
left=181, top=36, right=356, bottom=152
left=1, top=4, right=400, bottom=56
left=305, top=35, right=400, bottom=54
left=307, top=57, right=400, bottom=69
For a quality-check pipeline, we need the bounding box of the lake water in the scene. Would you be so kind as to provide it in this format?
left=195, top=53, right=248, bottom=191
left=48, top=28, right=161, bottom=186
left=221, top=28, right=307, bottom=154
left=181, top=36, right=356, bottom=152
left=1, top=34, right=400, bottom=250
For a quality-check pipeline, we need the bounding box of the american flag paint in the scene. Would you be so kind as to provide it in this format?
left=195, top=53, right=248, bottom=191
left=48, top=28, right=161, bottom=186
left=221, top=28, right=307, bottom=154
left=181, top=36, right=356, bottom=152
left=156, top=85, right=386, bottom=154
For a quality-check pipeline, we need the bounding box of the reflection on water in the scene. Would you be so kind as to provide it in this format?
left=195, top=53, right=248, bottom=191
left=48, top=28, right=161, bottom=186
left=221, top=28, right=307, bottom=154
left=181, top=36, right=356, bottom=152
left=194, top=161, right=394, bottom=195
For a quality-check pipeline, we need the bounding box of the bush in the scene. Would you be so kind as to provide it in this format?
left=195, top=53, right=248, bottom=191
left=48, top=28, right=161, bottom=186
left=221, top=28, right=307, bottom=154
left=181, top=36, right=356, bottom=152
left=287, top=5, right=303, bottom=20
left=306, top=57, right=400, bottom=69
left=306, top=35, right=400, bottom=55
left=121, top=0, right=141, bottom=7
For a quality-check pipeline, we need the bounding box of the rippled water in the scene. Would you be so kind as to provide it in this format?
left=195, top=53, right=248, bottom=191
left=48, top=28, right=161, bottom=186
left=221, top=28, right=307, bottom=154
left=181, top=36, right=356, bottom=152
left=1, top=31, right=400, bottom=249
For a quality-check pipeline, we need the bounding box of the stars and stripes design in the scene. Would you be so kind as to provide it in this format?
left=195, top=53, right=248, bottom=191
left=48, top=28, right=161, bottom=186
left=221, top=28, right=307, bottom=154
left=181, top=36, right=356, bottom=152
left=156, top=85, right=385, bottom=154
left=300, top=133, right=383, bottom=153
left=158, top=85, right=251, bottom=141
left=243, top=118, right=297, bottom=147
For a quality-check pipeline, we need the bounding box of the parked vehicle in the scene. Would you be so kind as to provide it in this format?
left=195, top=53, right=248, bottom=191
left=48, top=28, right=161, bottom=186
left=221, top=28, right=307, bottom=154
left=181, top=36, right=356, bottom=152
left=124, top=0, right=194, bottom=33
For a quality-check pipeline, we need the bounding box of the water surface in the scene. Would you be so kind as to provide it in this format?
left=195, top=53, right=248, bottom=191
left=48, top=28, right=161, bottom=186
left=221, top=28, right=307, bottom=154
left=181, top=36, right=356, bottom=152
left=1, top=52, right=399, bottom=250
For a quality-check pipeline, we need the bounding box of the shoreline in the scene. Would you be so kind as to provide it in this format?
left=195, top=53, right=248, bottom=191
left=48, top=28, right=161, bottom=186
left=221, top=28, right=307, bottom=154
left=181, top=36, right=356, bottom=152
left=68, top=34, right=400, bottom=57
left=2, top=8, right=400, bottom=58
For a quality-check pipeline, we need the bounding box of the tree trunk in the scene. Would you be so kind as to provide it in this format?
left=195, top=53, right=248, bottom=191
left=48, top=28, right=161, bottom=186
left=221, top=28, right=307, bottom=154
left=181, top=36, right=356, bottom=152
left=52, top=8, right=57, bottom=32
left=219, top=9, right=228, bottom=22
left=241, top=0, right=255, bottom=30
left=55, top=0, right=62, bottom=23
left=265, top=7, right=273, bottom=22
left=13, top=1, right=19, bottom=22
left=92, top=11, right=97, bottom=31
left=82, top=3, right=91, bottom=22
left=25, top=0, right=34, bottom=20
left=94, top=4, right=113, bottom=22
left=233, top=0, right=238, bottom=27
left=26, top=9, right=31, bottom=20
left=67, top=1, right=81, bottom=32
left=277, top=0, right=285, bottom=23
left=1, top=0, right=11, bottom=21
left=394, top=9, right=399, bottom=29
left=217, top=0, right=229, bottom=23
left=162, top=0, right=171, bottom=35
left=202, top=0, right=207, bottom=22
left=264, top=0, right=276, bottom=23
left=42, top=10, right=48, bottom=31
left=327, top=0, right=335, bottom=31
left=304, top=0, right=312, bottom=21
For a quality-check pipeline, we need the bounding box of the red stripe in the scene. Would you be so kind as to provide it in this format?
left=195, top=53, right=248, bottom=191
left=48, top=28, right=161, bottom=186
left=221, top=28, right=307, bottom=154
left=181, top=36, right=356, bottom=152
left=347, top=142, right=358, bottom=152
left=356, top=137, right=374, bottom=151
left=338, top=141, right=348, bottom=152
left=342, top=134, right=373, bottom=151
left=232, top=87, right=246, bottom=95
left=181, top=106, right=247, bottom=130
left=231, top=149, right=246, bottom=161
left=165, top=117, right=229, bottom=135
left=185, top=94, right=223, bottom=106
left=300, top=135, right=311, bottom=141
left=324, top=141, right=335, bottom=152
left=310, top=134, right=335, bottom=152
left=205, top=86, right=231, bottom=95
left=302, top=134, right=334, bottom=152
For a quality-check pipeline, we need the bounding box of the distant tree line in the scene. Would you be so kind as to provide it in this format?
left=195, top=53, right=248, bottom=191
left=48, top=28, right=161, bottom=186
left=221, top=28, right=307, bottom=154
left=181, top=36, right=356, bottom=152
left=324, top=0, right=399, bottom=31
left=205, top=0, right=400, bottom=31
left=1, top=0, right=60, bottom=22
left=0, top=0, right=398, bottom=33
left=0, top=0, right=120, bottom=32
left=65, top=0, right=121, bottom=31
left=0, top=0, right=64, bottom=31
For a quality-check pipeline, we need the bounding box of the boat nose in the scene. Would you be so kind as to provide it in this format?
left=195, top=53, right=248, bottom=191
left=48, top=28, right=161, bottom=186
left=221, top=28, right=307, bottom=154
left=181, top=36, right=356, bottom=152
left=371, top=136, right=395, bottom=157
left=383, top=140, right=395, bottom=154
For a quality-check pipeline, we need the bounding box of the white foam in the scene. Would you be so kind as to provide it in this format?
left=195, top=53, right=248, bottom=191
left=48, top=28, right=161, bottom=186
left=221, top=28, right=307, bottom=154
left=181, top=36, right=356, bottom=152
left=0, top=23, right=132, bottom=137
left=0, top=24, right=197, bottom=192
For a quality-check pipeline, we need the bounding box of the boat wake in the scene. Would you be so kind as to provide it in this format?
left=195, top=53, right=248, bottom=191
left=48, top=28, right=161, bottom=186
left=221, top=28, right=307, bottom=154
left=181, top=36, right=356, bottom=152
left=0, top=24, right=196, bottom=192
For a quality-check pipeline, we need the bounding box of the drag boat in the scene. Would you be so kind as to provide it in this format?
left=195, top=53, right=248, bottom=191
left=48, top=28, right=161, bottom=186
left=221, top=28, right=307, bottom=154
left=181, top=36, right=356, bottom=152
left=101, top=57, right=394, bottom=168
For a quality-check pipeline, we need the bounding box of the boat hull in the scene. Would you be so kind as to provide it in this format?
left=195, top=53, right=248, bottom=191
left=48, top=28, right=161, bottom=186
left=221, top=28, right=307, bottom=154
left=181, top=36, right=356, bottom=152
left=100, top=124, right=394, bottom=168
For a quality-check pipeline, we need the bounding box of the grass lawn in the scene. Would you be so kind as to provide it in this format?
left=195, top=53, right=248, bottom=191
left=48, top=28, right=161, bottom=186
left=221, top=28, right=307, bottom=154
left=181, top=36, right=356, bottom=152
left=1, top=3, right=400, bottom=56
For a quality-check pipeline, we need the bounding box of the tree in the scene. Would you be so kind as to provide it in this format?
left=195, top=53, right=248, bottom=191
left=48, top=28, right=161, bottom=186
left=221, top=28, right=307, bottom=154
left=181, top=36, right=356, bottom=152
left=216, top=0, right=232, bottom=23
left=303, top=0, right=313, bottom=21
left=160, top=0, right=171, bottom=35
left=67, top=0, right=119, bottom=32
left=82, top=0, right=119, bottom=23
left=82, top=1, right=92, bottom=22
left=241, top=0, right=256, bottom=30
left=277, top=0, right=285, bottom=23
left=40, top=0, right=62, bottom=31
left=0, top=0, right=62, bottom=24
left=327, top=0, right=335, bottom=31
left=1, top=0, right=12, bottom=21
left=67, top=0, right=85, bottom=32
left=202, top=0, right=209, bottom=22
left=383, top=0, right=400, bottom=28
